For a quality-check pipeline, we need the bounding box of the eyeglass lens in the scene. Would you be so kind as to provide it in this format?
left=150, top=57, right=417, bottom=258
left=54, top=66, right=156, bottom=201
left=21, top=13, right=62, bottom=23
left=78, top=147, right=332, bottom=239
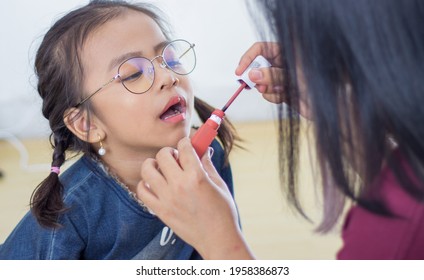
left=118, top=40, right=196, bottom=94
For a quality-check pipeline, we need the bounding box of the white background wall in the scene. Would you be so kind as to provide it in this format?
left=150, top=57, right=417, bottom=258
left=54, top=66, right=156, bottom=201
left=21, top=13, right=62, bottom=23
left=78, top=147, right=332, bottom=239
left=0, top=0, right=277, bottom=138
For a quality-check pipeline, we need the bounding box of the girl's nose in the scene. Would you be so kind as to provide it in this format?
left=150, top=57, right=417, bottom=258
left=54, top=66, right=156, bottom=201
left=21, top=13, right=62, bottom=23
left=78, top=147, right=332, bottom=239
left=154, top=58, right=179, bottom=91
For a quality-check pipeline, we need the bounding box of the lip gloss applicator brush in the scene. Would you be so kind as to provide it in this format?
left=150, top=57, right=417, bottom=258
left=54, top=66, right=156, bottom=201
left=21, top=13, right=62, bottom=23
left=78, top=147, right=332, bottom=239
left=191, top=55, right=271, bottom=157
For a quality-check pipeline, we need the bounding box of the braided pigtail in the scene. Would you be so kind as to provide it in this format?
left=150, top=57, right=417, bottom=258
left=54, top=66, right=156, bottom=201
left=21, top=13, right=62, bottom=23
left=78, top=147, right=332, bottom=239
left=30, top=133, right=70, bottom=228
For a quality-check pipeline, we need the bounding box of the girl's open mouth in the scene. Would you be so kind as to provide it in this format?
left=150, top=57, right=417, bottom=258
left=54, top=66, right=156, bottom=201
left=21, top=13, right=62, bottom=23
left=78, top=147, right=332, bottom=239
left=159, top=95, right=187, bottom=123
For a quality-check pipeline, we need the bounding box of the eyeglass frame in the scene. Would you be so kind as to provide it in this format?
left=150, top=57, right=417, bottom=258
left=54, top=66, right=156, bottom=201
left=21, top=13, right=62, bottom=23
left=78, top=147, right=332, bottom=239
left=74, top=39, right=196, bottom=108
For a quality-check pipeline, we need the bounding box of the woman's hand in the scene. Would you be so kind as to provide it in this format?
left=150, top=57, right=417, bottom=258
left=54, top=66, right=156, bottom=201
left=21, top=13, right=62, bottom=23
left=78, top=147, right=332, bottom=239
left=235, top=42, right=286, bottom=104
left=136, top=137, right=254, bottom=259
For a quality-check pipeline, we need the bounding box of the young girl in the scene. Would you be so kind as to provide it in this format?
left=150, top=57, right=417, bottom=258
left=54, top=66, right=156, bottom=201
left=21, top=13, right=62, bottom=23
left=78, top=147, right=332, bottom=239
left=0, top=0, right=240, bottom=259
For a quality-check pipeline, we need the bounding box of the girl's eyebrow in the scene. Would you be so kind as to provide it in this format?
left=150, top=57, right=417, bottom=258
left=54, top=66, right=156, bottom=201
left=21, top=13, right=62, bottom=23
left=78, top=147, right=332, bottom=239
left=108, top=40, right=171, bottom=71
left=108, top=51, right=142, bottom=71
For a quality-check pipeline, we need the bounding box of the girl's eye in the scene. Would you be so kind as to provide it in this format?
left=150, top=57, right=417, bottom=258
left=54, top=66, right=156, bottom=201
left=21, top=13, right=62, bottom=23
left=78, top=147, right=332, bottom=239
left=166, top=60, right=182, bottom=68
left=121, top=70, right=143, bottom=82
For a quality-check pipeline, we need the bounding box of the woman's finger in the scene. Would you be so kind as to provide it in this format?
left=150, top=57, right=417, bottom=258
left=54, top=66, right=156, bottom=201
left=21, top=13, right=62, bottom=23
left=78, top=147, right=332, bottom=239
left=140, top=158, right=167, bottom=194
left=135, top=179, right=162, bottom=215
left=248, top=67, right=286, bottom=104
left=235, top=42, right=282, bottom=75
left=251, top=67, right=284, bottom=87
left=155, top=146, right=182, bottom=181
left=175, top=137, right=203, bottom=172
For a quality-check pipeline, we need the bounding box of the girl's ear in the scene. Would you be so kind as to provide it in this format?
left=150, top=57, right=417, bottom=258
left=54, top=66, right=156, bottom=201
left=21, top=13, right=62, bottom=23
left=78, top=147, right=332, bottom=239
left=63, top=107, right=105, bottom=143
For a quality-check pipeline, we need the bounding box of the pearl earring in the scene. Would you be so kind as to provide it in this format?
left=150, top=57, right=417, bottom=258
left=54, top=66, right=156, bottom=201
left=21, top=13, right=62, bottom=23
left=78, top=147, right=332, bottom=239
left=98, top=135, right=106, bottom=156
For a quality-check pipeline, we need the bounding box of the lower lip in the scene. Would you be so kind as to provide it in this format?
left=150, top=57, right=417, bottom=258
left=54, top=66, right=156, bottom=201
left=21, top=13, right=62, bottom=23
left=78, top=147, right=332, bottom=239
left=161, top=112, right=186, bottom=123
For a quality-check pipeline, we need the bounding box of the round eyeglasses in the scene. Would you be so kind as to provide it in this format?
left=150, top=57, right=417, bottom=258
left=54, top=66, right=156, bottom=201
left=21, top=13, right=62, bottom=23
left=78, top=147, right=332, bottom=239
left=75, top=39, right=196, bottom=107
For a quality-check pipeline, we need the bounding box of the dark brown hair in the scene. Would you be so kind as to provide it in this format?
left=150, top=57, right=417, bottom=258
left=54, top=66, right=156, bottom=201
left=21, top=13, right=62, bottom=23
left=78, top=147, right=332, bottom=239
left=31, top=0, right=241, bottom=228
left=250, top=0, right=424, bottom=231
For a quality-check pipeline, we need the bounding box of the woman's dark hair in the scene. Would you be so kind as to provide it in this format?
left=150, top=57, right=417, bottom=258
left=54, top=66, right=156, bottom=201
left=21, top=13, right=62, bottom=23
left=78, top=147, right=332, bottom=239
left=31, top=0, right=241, bottom=228
left=250, top=0, right=424, bottom=231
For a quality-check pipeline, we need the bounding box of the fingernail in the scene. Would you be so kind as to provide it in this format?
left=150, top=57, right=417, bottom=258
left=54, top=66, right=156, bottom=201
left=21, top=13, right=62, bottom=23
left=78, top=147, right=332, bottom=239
left=172, top=149, right=179, bottom=160
left=249, top=69, right=263, bottom=81
left=208, top=147, right=214, bottom=158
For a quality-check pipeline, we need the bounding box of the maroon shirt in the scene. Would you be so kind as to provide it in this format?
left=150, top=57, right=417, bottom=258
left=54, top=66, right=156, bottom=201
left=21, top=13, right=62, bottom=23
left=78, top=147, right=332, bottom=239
left=337, top=155, right=424, bottom=259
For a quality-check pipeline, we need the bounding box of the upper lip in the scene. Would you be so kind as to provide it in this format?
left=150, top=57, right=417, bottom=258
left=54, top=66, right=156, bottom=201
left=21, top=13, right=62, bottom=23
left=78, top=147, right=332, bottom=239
left=160, top=94, right=187, bottom=117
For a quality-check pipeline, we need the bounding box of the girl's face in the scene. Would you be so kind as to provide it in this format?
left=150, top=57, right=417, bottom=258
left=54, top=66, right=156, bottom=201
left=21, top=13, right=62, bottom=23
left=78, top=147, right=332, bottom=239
left=81, top=10, right=194, bottom=159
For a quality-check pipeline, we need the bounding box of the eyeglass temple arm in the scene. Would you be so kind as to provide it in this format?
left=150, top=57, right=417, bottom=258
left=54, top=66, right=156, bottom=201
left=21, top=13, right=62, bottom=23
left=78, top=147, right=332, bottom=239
left=75, top=75, right=120, bottom=107
left=178, top=43, right=195, bottom=59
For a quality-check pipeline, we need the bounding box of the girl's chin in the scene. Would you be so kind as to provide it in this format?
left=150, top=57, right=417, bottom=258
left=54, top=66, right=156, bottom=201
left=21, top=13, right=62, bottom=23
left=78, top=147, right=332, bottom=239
left=164, top=127, right=191, bottom=145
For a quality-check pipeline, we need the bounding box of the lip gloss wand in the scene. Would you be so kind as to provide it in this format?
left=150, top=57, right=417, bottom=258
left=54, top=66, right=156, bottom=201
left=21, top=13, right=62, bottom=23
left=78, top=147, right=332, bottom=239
left=191, top=55, right=271, bottom=157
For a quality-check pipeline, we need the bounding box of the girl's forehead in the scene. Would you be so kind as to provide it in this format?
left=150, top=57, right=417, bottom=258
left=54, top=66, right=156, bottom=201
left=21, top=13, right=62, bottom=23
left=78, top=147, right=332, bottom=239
left=86, top=10, right=164, bottom=47
left=83, top=11, right=165, bottom=62
left=80, top=10, right=166, bottom=85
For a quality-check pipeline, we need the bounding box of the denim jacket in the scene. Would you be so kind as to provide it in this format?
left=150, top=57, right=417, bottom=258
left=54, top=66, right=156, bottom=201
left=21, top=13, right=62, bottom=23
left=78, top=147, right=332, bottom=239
left=0, top=139, right=234, bottom=259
